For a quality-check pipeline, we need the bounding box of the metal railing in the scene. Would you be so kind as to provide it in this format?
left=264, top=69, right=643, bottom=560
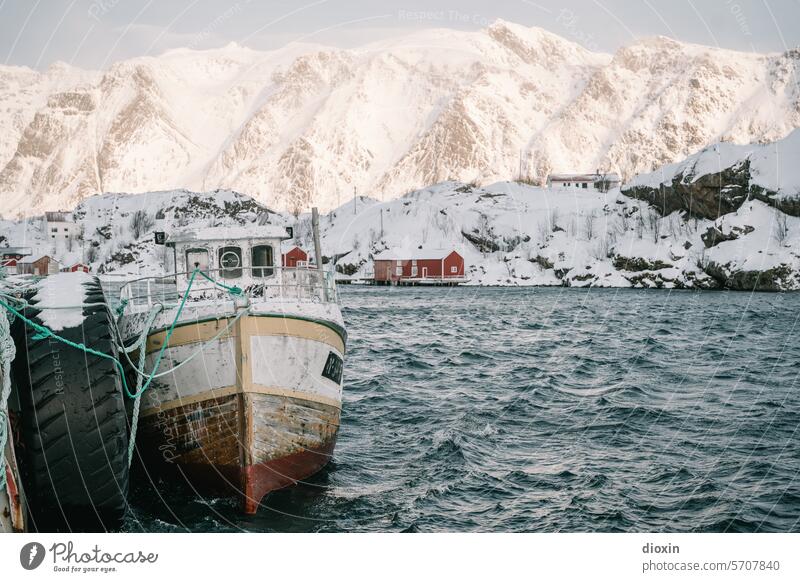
left=105, top=266, right=338, bottom=312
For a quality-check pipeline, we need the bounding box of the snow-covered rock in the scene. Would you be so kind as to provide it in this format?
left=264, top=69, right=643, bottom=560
left=1, top=21, right=799, bottom=217
left=623, top=129, right=800, bottom=219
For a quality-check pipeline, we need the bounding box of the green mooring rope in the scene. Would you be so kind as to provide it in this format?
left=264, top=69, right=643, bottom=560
left=0, top=268, right=241, bottom=399
left=0, top=268, right=244, bottom=472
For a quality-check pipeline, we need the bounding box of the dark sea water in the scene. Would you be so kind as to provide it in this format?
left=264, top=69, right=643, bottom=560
left=125, top=287, right=800, bottom=532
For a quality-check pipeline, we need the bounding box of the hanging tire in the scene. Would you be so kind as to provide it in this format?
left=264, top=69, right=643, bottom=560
left=10, top=274, right=129, bottom=532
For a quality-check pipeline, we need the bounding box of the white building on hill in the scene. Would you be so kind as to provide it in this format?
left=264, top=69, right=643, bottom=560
left=44, top=211, right=81, bottom=252
left=546, top=172, right=621, bottom=192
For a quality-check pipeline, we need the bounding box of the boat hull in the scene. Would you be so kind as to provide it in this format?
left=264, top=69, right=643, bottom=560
left=129, top=312, right=344, bottom=513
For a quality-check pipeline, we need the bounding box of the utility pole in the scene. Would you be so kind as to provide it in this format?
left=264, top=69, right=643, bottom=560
left=353, top=186, right=357, bottom=215
left=380, top=208, right=384, bottom=239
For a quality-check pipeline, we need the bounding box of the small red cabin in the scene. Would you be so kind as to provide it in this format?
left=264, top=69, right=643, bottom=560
left=282, top=246, right=309, bottom=268
left=373, top=249, right=466, bottom=285
left=1, top=247, right=32, bottom=274
left=62, top=262, right=90, bottom=273
left=1, top=258, right=18, bottom=274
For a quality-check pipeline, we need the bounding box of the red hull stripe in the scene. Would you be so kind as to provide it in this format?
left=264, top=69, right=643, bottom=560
left=242, top=437, right=337, bottom=514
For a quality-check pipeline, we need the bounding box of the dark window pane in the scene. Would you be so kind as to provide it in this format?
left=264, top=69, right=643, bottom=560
left=252, top=245, right=274, bottom=277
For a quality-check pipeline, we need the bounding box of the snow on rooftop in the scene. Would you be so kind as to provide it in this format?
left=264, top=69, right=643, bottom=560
left=548, top=173, right=621, bottom=182
left=373, top=248, right=459, bottom=261
left=19, top=254, right=56, bottom=264
left=168, top=224, right=290, bottom=243
left=32, top=271, right=92, bottom=331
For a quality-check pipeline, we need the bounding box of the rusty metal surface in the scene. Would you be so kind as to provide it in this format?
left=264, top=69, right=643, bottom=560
left=2, top=416, right=27, bottom=532
left=137, top=392, right=340, bottom=512
left=249, top=393, right=339, bottom=463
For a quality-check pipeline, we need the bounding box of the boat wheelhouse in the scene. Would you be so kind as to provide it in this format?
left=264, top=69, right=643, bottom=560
left=167, top=225, right=285, bottom=292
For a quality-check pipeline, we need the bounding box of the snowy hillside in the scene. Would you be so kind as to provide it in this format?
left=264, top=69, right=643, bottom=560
left=1, top=21, right=799, bottom=217
left=2, top=130, right=799, bottom=291
left=0, top=189, right=288, bottom=276
left=306, top=180, right=798, bottom=290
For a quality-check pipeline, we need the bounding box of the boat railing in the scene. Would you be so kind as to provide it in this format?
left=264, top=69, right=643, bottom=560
left=109, top=266, right=338, bottom=311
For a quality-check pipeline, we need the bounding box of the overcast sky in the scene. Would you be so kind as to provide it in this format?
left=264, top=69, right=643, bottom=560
left=1, top=0, right=799, bottom=70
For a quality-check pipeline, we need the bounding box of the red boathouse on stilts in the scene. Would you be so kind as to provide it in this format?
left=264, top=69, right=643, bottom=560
left=372, top=248, right=467, bottom=285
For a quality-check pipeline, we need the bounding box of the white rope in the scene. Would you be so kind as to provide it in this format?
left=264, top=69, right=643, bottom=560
left=0, top=311, right=16, bottom=491
left=116, top=307, right=249, bottom=380
left=126, top=304, right=164, bottom=467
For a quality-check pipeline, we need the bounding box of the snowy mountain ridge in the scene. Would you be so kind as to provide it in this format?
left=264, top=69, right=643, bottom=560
left=1, top=20, right=799, bottom=217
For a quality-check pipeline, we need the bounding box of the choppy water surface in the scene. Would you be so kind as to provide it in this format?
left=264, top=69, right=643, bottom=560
left=126, top=287, right=800, bottom=532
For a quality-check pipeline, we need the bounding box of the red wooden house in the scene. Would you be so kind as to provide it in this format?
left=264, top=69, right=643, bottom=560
left=62, top=262, right=90, bottom=273
left=373, top=248, right=466, bottom=285
left=282, top=246, right=309, bottom=268
left=1, top=247, right=32, bottom=273
left=1, top=258, right=18, bottom=274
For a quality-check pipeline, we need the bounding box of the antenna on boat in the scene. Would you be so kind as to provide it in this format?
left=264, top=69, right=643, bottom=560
left=312, top=207, right=328, bottom=302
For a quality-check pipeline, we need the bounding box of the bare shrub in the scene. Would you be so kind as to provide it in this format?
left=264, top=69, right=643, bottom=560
left=567, top=216, right=578, bottom=238
left=593, top=235, right=613, bottom=260
left=774, top=212, right=789, bottom=244
left=130, top=210, right=155, bottom=239
left=537, top=219, right=550, bottom=244
left=615, top=212, right=629, bottom=235
left=549, top=208, right=560, bottom=232
left=647, top=210, right=661, bottom=243
left=85, top=244, right=98, bottom=263
left=584, top=211, right=596, bottom=240
left=635, top=212, right=645, bottom=239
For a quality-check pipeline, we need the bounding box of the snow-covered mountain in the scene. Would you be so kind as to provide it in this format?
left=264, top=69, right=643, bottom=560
left=1, top=21, right=798, bottom=217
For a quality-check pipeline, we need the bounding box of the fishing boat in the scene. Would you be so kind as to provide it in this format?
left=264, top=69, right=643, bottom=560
left=115, top=218, right=345, bottom=514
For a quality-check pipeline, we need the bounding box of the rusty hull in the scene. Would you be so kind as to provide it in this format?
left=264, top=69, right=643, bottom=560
left=136, top=392, right=340, bottom=513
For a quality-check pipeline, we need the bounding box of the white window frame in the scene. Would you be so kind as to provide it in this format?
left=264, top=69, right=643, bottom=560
left=186, top=247, right=210, bottom=273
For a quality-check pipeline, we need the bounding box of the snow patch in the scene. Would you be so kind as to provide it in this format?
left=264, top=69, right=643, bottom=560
left=32, top=272, right=92, bottom=331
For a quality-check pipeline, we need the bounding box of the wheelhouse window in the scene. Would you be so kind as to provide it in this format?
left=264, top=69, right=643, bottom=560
left=218, top=246, right=242, bottom=278
left=251, top=245, right=274, bottom=278
left=185, top=248, right=210, bottom=273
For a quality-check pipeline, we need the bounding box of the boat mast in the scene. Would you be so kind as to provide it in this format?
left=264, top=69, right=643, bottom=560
left=311, top=207, right=327, bottom=302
